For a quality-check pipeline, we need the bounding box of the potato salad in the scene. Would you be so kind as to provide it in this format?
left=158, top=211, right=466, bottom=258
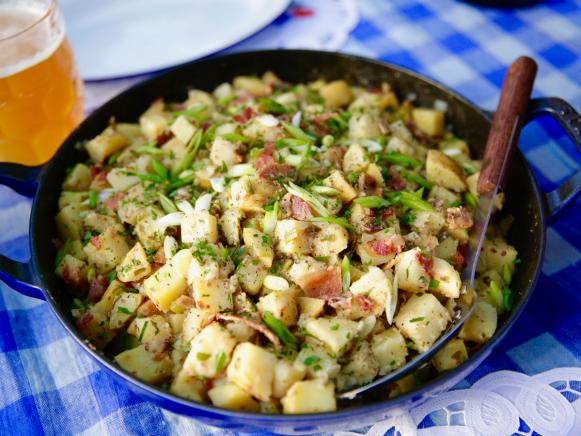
left=55, top=72, right=519, bottom=414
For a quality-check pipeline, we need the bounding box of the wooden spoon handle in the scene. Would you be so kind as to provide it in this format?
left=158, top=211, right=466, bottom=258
left=478, top=56, right=537, bottom=194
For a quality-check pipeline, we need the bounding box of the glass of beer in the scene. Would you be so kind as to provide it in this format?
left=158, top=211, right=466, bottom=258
left=0, top=0, right=84, bottom=166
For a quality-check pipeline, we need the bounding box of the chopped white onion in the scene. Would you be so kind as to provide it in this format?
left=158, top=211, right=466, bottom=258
left=257, top=114, right=279, bottom=127
left=311, top=185, right=339, bottom=196
left=156, top=212, right=184, bottom=228
left=359, top=139, right=383, bottom=152
left=97, top=189, right=115, bottom=202
left=263, top=275, right=290, bottom=292
left=187, top=258, right=202, bottom=284
left=263, top=201, right=279, bottom=236
left=434, top=99, right=449, bottom=112
left=442, top=148, right=462, bottom=157
left=210, top=177, right=225, bottom=193
left=163, top=236, right=178, bottom=260
left=357, top=315, right=376, bottom=340
left=178, top=169, right=195, bottom=179
left=194, top=193, right=213, bottom=212
left=292, top=111, right=302, bottom=127
left=228, top=163, right=256, bottom=177
left=284, top=154, right=302, bottom=166
left=386, top=273, right=398, bottom=325
left=177, top=200, right=195, bottom=215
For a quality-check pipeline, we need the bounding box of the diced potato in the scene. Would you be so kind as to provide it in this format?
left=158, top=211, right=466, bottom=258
left=167, top=313, right=186, bottom=333
left=181, top=211, right=219, bottom=244
left=394, top=293, right=451, bottom=352
left=56, top=203, right=86, bottom=239
left=479, top=239, right=518, bottom=274
left=55, top=254, right=87, bottom=285
left=106, top=167, right=140, bottom=191
left=439, top=138, right=470, bottom=157
left=210, top=137, right=242, bottom=167
left=319, top=80, right=353, bottom=108
left=115, top=123, right=142, bottom=140
left=208, top=382, right=260, bottom=412
left=349, top=267, right=392, bottom=317
left=170, top=368, right=207, bottom=402
left=143, top=249, right=192, bottom=311
left=243, top=227, right=274, bottom=267
left=426, top=150, right=466, bottom=192
left=431, top=257, right=461, bottom=298
left=63, top=164, right=91, bottom=191
left=357, top=228, right=404, bottom=266
left=281, top=380, right=336, bottom=414
left=258, top=291, right=298, bottom=326
left=348, top=113, right=381, bottom=139
left=385, top=136, right=416, bottom=157
left=193, top=277, right=234, bottom=313
left=161, top=137, right=188, bottom=170
left=336, top=340, right=379, bottom=391
left=394, top=248, right=431, bottom=293
left=183, top=323, right=237, bottom=378
left=109, top=291, right=143, bottom=329
left=274, top=219, right=313, bottom=255
left=412, top=108, right=445, bottom=137
left=371, top=328, right=408, bottom=375
left=342, top=143, right=369, bottom=173
left=58, top=191, right=88, bottom=209
left=185, top=89, right=215, bottom=109
left=83, top=212, right=119, bottom=234
left=237, top=255, right=269, bottom=295
left=297, top=297, right=325, bottom=319
left=226, top=321, right=256, bottom=343
left=134, top=206, right=164, bottom=250
left=348, top=203, right=367, bottom=234
left=304, top=318, right=358, bottom=355
left=170, top=115, right=197, bottom=144
left=323, top=170, right=357, bottom=202
left=139, top=100, right=169, bottom=141
left=227, top=343, right=276, bottom=401
left=115, top=345, right=172, bottom=384
left=432, top=338, right=468, bottom=372
left=412, top=210, right=446, bottom=234
left=459, top=301, right=497, bottom=343
left=435, top=237, right=459, bottom=261
left=273, top=359, right=306, bottom=398
left=229, top=177, right=267, bottom=213
left=428, top=185, right=461, bottom=205
left=127, top=315, right=172, bottom=353
left=220, top=208, right=242, bottom=246
left=83, top=227, right=131, bottom=273
left=466, top=172, right=505, bottom=210
left=233, top=76, right=270, bottom=96
left=76, top=308, right=115, bottom=348
left=296, top=343, right=340, bottom=380
left=117, top=242, right=151, bottom=282
left=86, top=126, right=129, bottom=163
left=93, top=279, right=126, bottom=314
left=182, top=308, right=213, bottom=343
left=312, top=222, right=349, bottom=258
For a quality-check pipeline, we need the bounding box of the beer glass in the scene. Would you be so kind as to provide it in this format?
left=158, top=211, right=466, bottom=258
left=0, top=0, right=84, bottom=165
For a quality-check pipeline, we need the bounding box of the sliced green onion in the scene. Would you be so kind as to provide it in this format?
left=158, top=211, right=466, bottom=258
left=281, top=121, right=316, bottom=142
left=341, top=255, right=351, bottom=292
left=489, top=279, right=503, bottom=310
left=151, top=159, right=169, bottom=180
left=55, top=239, right=70, bottom=268
left=135, top=145, right=164, bottom=155
left=354, top=196, right=391, bottom=209
left=296, top=141, right=312, bottom=172
left=275, top=138, right=311, bottom=149
left=138, top=321, right=149, bottom=342
left=88, top=190, right=98, bottom=208
left=172, top=104, right=207, bottom=119
left=404, top=171, right=433, bottom=189
left=311, top=216, right=353, bottom=231
left=228, top=163, right=256, bottom=177
left=107, top=269, right=117, bottom=283
left=285, top=182, right=329, bottom=217
left=429, top=279, right=439, bottom=289
left=502, top=287, right=514, bottom=311
left=262, top=311, right=298, bottom=349
left=215, top=352, right=227, bottom=372
left=398, top=191, right=434, bottom=211
left=220, top=133, right=251, bottom=143
left=258, top=97, right=288, bottom=114
left=170, top=132, right=203, bottom=178
left=311, top=185, right=339, bottom=196
left=502, top=263, right=512, bottom=286
left=380, top=152, right=423, bottom=168
left=464, top=192, right=479, bottom=209
left=263, top=201, right=279, bottom=236
left=322, top=135, right=334, bottom=148
left=159, top=193, right=178, bottom=214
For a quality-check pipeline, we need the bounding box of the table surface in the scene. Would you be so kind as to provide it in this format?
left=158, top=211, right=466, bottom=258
left=1, top=0, right=580, bottom=435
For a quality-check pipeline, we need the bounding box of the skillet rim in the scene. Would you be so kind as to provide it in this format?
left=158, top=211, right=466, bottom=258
left=28, top=49, right=547, bottom=424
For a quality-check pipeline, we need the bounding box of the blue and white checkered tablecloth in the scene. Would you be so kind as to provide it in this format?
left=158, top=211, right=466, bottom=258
left=1, top=0, right=580, bottom=434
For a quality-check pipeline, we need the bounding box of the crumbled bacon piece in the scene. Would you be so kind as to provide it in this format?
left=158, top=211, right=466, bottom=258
left=76, top=312, right=94, bottom=330
left=62, top=263, right=88, bottom=290
left=90, top=164, right=103, bottom=179
left=354, top=294, right=376, bottom=314
left=153, top=247, right=165, bottom=265
left=137, top=300, right=161, bottom=317
left=359, top=172, right=381, bottom=196
left=281, top=193, right=313, bottom=220
left=155, top=131, right=173, bottom=146
left=254, top=142, right=295, bottom=180
left=301, top=266, right=342, bottom=299
left=322, top=146, right=346, bottom=168
left=233, top=106, right=255, bottom=124
left=103, top=192, right=124, bottom=211
left=173, top=295, right=195, bottom=310
left=88, top=274, right=108, bottom=302
left=387, top=166, right=406, bottom=191
left=416, top=251, right=434, bottom=278
left=446, top=207, right=474, bottom=229
left=365, top=234, right=405, bottom=257
left=89, top=236, right=101, bottom=249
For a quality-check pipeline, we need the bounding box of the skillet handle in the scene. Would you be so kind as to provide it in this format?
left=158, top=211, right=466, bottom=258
left=0, top=162, right=45, bottom=300
left=525, top=97, right=581, bottom=219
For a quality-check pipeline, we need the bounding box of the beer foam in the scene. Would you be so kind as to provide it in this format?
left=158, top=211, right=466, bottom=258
left=0, top=3, right=65, bottom=78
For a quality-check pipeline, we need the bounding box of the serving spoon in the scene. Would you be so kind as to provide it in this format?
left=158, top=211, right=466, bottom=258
left=339, top=56, right=538, bottom=399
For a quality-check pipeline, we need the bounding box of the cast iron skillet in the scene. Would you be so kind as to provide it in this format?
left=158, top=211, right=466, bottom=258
left=1, top=50, right=580, bottom=434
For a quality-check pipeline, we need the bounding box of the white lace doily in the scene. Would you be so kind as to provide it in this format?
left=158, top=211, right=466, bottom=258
left=334, top=367, right=581, bottom=436
left=84, top=0, right=358, bottom=113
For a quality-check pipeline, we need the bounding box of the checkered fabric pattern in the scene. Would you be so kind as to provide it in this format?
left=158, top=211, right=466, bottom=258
left=1, top=0, right=580, bottom=434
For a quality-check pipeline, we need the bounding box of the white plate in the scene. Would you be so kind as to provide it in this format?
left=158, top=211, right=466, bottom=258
left=59, top=0, right=290, bottom=81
